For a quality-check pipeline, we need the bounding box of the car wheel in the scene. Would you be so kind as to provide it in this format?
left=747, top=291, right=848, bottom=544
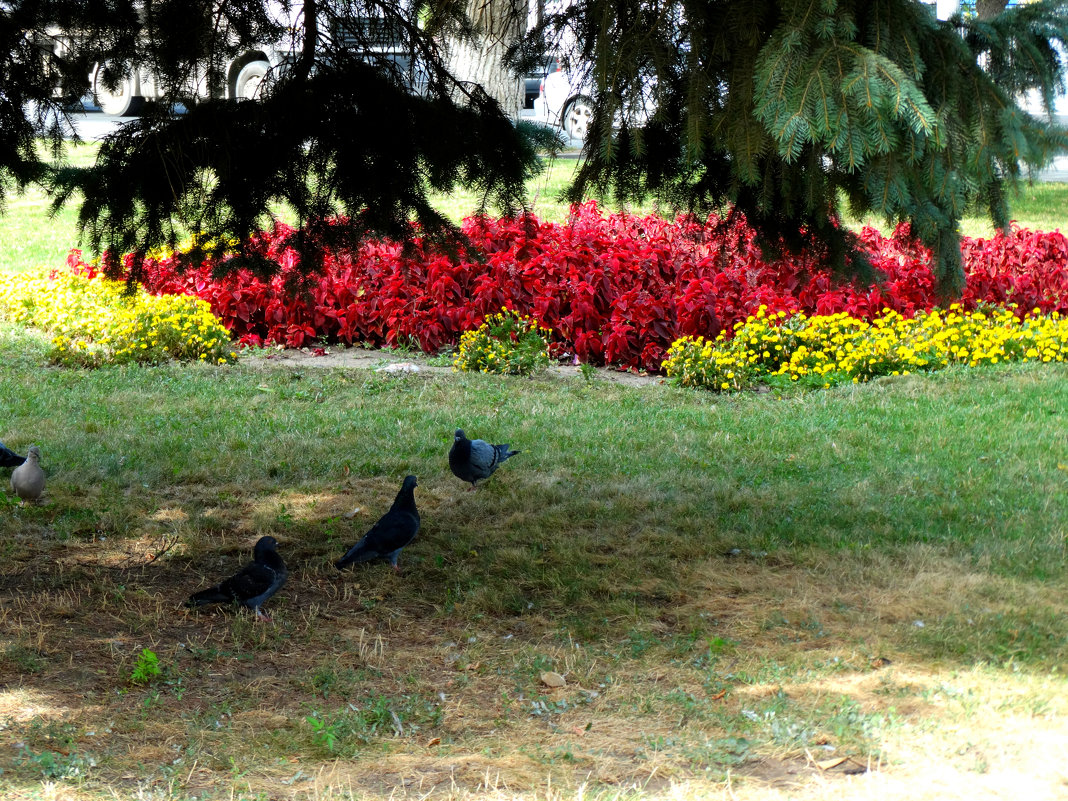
left=234, top=61, right=270, bottom=100
left=92, top=63, right=145, bottom=116
left=562, top=96, right=594, bottom=140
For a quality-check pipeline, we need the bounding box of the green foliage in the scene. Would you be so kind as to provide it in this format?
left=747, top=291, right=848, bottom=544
left=453, top=309, right=552, bottom=376
left=16, top=745, right=96, bottom=780
left=129, top=648, right=163, bottom=685
left=0, top=2, right=138, bottom=211
left=13, top=719, right=96, bottom=779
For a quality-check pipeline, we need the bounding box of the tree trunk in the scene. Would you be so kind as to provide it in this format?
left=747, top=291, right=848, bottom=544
left=976, top=0, right=1009, bottom=19
left=447, top=0, right=525, bottom=116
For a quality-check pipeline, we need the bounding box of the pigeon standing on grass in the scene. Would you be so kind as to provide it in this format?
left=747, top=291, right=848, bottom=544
left=186, top=536, right=288, bottom=620
left=1, top=440, right=26, bottom=468
left=449, top=429, right=519, bottom=489
left=10, top=445, right=45, bottom=503
left=336, top=475, right=420, bottom=572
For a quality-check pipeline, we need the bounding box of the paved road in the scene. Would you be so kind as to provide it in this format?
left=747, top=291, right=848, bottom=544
left=67, top=109, right=132, bottom=140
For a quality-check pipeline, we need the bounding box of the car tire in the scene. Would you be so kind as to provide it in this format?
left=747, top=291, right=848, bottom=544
left=234, top=61, right=271, bottom=100
left=92, top=63, right=145, bottom=116
left=562, top=96, right=594, bottom=141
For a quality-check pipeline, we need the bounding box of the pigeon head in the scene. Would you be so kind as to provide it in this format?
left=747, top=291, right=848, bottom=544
left=26, top=446, right=41, bottom=461
left=253, top=536, right=279, bottom=555
left=402, top=475, right=418, bottom=491
left=454, top=429, right=466, bottom=441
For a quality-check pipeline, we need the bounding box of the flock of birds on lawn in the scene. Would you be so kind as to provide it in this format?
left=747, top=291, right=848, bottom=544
left=0, top=430, right=520, bottom=621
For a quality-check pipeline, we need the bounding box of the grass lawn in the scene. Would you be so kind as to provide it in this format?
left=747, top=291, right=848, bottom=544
left=0, top=150, right=1067, bottom=800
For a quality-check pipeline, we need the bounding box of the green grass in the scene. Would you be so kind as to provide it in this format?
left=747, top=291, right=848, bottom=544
left=3, top=317, right=1068, bottom=799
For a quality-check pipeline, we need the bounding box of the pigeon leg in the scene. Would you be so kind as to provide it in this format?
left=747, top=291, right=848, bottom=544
left=254, top=607, right=272, bottom=622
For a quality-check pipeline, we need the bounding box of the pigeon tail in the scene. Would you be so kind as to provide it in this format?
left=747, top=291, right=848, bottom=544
left=0, top=441, right=26, bottom=468
left=496, top=444, right=520, bottom=461
left=334, top=544, right=382, bottom=570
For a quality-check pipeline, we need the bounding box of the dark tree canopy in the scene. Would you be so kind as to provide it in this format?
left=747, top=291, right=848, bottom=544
left=4, top=0, right=554, bottom=276
left=523, top=0, right=1068, bottom=295
left=2, top=1, right=1067, bottom=293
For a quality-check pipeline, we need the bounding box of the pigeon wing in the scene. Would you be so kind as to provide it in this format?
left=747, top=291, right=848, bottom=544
left=336, top=511, right=419, bottom=568
left=468, top=439, right=501, bottom=479
left=219, top=561, right=281, bottom=607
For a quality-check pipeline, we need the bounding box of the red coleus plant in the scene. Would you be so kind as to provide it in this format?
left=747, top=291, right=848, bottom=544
left=65, top=204, right=1068, bottom=373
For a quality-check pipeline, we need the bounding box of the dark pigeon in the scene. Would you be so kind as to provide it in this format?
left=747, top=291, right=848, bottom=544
left=1, top=440, right=26, bottom=468
left=449, top=429, right=519, bottom=488
left=186, top=536, right=288, bottom=620
left=336, top=475, right=420, bottom=572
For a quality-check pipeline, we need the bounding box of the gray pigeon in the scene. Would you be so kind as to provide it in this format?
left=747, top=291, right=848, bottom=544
left=449, top=429, right=519, bottom=488
left=336, top=475, right=420, bottom=572
left=10, top=445, right=45, bottom=503
left=0, top=440, right=26, bottom=468
left=186, top=536, right=288, bottom=620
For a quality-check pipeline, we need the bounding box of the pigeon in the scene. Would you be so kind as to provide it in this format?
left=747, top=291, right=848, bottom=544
left=1, top=440, right=26, bottom=468
left=10, top=445, right=45, bottom=503
left=336, top=475, right=420, bottom=572
left=186, top=536, right=288, bottom=620
left=449, top=429, right=519, bottom=488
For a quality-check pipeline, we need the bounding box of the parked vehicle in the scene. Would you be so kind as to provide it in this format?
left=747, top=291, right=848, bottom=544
left=533, top=57, right=656, bottom=142
left=90, top=49, right=292, bottom=115
left=533, top=59, right=595, bottom=140
left=86, top=8, right=411, bottom=115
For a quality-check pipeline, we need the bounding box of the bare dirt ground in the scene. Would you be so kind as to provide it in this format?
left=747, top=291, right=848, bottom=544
left=240, top=345, right=665, bottom=388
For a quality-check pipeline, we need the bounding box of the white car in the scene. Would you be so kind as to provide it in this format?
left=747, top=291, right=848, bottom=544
left=534, top=60, right=595, bottom=141
left=533, top=59, right=655, bottom=142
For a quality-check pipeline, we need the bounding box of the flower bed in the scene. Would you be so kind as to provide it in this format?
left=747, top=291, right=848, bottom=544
left=664, top=304, right=1068, bottom=391
left=0, top=268, right=236, bottom=367
left=60, top=203, right=1068, bottom=374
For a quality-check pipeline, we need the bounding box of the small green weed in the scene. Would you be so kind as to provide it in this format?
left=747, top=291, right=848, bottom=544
left=129, top=647, right=163, bottom=685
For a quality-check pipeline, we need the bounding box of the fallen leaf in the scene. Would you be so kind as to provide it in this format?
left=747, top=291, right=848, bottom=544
left=870, top=656, right=892, bottom=669
left=816, top=757, right=848, bottom=771
left=709, top=690, right=727, bottom=701
left=540, top=671, right=566, bottom=688
left=427, top=737, right=441, bottom=747
left=465, top=661, right=481, bottom=671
